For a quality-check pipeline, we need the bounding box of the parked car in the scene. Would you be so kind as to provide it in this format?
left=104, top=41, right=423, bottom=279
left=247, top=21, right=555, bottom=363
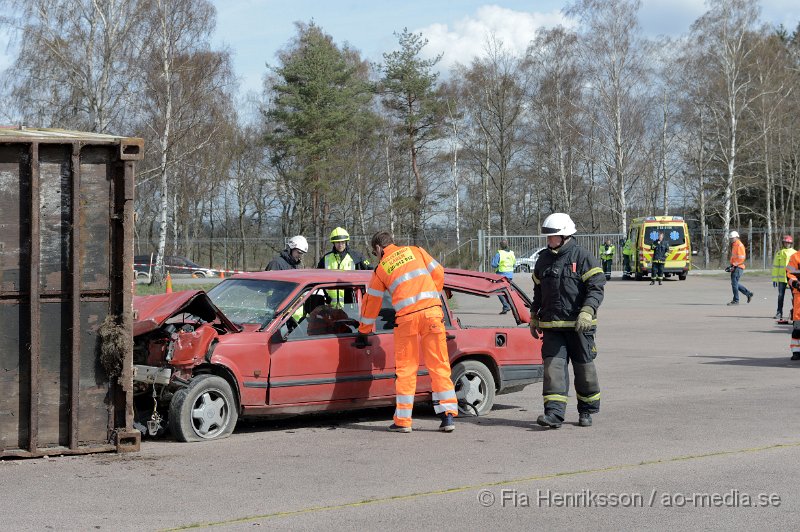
left=514, top=247, right=545, bottom=273
left=132, top=269, right=543, bottom=441
left=134, top=254, right=216, bottom=279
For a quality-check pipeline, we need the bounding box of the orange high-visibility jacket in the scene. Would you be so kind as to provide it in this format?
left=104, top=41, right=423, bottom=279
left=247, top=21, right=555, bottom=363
left=358, top=244, right=444, bottom=334
left=786, top=251, right=800, bottom=286
left=730, top=239, right=746, bottom=269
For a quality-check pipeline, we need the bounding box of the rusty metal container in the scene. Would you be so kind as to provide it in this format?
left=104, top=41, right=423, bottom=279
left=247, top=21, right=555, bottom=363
left=0, top=127, right=142, bottom=457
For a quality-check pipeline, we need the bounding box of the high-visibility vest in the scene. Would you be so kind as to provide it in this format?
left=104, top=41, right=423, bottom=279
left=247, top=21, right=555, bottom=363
left=622, top=239, right=633, bottom=256
left=358, top=244, right=443, bottom=334
left=730, top=240, right=746, bottom=269
left=772, top=247, right=796, bottom=283
left=599, top=244, right=615, bottom=261
left=324, top=252, right=355, bottom=306
left=496, top=250, right=515, bottom=273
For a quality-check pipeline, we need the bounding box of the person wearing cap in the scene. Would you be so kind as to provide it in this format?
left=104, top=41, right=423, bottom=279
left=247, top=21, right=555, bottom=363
left=530, top=213, right=605, bottom=429
left=725, top=231, right=753, bottom=305
left=265, top=235, right=308, bottom=270
left=771, top=235, right=796, bottom=320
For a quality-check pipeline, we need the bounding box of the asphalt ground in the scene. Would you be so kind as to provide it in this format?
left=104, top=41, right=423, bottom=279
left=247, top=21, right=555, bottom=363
left=2, top=270, right=799, bottom=530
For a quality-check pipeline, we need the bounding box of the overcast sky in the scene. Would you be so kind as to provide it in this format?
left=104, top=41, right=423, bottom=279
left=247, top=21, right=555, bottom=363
left=1, top=1, right=799, bottom=96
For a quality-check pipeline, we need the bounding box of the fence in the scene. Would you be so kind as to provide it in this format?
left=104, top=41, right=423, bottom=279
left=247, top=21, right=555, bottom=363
left=135, top=227, right=788, bottom=276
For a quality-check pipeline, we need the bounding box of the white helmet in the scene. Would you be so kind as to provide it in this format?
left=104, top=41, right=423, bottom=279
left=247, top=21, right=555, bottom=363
left=541, top=213, right=576, bottom=237
left=729, top=231, right=739, bottom=239
left=287, top=235, right=308, bottom=253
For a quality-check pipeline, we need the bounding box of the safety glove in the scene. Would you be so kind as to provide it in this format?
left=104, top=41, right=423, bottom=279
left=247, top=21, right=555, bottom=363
left=724, top=266, right=732, bottom=273
left=792, top=280, right=800, bottom=290
left=529, top=316, right=542, bottom=339
left=774, top=282, right=778, bottom=288
left=574, top=306, right=594, bottom=333
left=353, top=333, right=371, bottom=349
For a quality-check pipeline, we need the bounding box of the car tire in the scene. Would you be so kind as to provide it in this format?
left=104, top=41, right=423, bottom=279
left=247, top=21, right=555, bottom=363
left=635, top=271, right=643, bottom=281
left=678, top=272, right=687, bottom=281
left=517, top=264, right=529, bottom=273
left=451, top=360, right=496, bottom=416
left=168, top=374, right=238, bottom=442
left=192, top=271, right=207, bottom=278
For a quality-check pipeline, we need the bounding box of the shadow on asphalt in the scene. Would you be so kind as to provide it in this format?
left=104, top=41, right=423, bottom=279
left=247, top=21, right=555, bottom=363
left=690, top=355, right=800, bottom=368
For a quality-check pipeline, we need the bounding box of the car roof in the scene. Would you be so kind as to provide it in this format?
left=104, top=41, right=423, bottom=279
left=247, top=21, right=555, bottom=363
left=230, top=267, right=508, bottom=292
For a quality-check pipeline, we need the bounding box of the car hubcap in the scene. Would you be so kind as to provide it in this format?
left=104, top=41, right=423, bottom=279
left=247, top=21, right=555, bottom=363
left=191, top=390, right=228, bottom=438
left=455, top=372, right=485, bottom=413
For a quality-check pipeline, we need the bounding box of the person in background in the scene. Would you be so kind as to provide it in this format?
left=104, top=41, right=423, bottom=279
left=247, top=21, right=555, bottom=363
left=771, top=235, right=796, bottom=320
left=622, top=237, right=633, bottom=278
left=599, top=239, right=615, bottom=280
left=491, top=239, right=516, bottom=314
left=317, top=227, right=371, bottom=271
left=725, top=231, right=753, bottom=305
left=783, top=248, right=800, bottom=361
left=649, top=232, right=669, bottom=286
left=265, top=235, right=308, bottom=271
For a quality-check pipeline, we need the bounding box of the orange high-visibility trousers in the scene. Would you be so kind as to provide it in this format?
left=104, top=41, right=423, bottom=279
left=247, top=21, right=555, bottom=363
left=393, top=306, right=458, bottom=427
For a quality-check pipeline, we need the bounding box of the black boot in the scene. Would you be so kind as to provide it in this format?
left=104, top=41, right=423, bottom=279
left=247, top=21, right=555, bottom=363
left=650, top=280, right=655, bottom=285
left=536, top=413, right=562, bottom=429
left=578, top=413, right=592, bottom=427
left=658, top=280, right=662, bottom=285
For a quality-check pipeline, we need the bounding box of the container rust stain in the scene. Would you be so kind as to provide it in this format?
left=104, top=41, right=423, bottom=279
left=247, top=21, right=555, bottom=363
left=0, top=127, right=143, bottom=458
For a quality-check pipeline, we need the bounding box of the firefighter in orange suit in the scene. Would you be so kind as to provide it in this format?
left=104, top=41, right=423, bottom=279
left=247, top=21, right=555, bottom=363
left=356, top=231, right=458, bottom=433
left=784, top=249, right=800, bottom=361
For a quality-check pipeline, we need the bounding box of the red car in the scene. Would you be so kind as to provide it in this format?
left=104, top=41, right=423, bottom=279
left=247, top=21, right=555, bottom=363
left=132, top=269, right=542, bottom=441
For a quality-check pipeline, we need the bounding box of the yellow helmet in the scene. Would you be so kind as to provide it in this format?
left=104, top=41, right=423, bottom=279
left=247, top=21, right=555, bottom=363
left=330, top=227, right=350, bottom=243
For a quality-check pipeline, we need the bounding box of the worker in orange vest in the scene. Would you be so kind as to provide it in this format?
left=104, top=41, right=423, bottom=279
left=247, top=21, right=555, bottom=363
left=725, top=231, right=753, bottom=305
left=784, top=249, right=800, bottom=361
left=356, top=231, right=457, bottom=433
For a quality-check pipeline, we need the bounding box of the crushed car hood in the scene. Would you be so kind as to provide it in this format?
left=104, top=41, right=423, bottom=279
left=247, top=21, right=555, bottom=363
left=133, top=290, right=239, bottom=336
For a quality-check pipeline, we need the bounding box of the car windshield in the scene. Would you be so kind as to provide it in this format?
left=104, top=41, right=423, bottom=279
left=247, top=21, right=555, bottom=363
left=643, top=225, right=685, bottom=246
left=207, top=279, right=297, bottom=325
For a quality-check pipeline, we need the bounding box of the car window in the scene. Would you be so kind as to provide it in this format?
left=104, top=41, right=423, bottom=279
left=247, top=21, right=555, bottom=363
left=208, top=279, right=297, bottom=325
left=445, top=288, right=517, bottom=328
left=643, top=225, right=685, bottom=246
left=286, top=287, right=361, bottom=340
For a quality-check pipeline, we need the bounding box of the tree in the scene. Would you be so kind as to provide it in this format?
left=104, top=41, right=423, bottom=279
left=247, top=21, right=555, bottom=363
left=381, top=28, right=446, bottom=243
left=689, top=0, right=763, bottom=257
left=566, top=0, right=648, bottom=234
left=0, top=0, right=145, bottom=132
left=266, top=22, right=374, bottom=259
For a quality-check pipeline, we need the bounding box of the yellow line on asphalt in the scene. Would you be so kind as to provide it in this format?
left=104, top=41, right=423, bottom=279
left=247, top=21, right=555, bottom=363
left=164, top=441, right=800, bottom=530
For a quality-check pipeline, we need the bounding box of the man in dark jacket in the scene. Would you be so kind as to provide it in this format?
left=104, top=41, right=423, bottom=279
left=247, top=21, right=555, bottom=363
left=650, top=232, right=669, bottom=285
left=530, top=213, right=606, bottom=429
left=265, top=235, right=308, bottom=271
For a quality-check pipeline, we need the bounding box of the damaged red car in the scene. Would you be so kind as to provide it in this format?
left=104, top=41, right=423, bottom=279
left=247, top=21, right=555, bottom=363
left=132, top=269, right=542, bottom=442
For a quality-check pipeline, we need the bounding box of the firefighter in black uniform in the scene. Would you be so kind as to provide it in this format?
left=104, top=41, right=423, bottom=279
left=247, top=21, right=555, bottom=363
left=650, top=231, right=669, bottom=285
left=530, top=213, right=606, bottom=428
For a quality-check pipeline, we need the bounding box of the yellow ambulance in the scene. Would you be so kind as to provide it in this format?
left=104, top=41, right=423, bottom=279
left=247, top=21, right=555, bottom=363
left=626, top=216, right=691, bottom=281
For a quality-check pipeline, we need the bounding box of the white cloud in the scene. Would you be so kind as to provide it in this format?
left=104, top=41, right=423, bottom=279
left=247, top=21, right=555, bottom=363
left=416, top=5, right=569, bottom=70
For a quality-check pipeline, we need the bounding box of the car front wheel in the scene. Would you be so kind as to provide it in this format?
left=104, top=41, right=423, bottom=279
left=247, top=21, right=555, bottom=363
left=515, top=264, right=529, bottom=273
left=451, top=360, right=496, bottom=416
left=169, top=374, right=238, bottom=442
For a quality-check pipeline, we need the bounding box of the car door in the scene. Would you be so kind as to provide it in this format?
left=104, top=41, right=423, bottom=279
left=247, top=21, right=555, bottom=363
left=267, top=285, right=395, bottom=405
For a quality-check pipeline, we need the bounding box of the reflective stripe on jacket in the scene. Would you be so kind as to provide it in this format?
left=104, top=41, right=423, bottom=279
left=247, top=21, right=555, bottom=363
left=358, top=244, right=443, bottom=334
left=786, top=251, right=800, bottom=286
left=730, top=240, right=746, bottom=269
left=772, top=247, right=796, bottom=283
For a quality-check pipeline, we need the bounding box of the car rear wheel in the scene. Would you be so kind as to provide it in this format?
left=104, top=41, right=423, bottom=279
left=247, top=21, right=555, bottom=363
left=451, top=360, right=496, bottom=416
left=169, top=374, right=238, bottom=442
left=678, top=272, right=687, bottom=280
left=516, top=264, right=529, bottom=273
left=192, top=271, right=207, bottom=278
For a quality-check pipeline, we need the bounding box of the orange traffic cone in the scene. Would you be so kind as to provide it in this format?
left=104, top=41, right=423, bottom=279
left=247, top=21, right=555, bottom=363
left=219, top=268, right=225, bottom=279
left=165, top=272, right=173, bottom=293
